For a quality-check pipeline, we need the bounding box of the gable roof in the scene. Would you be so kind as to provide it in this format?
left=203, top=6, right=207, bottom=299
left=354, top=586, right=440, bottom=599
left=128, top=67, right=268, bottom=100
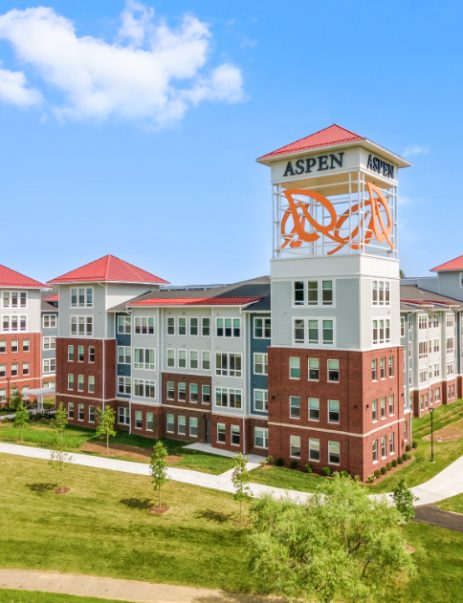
left=0, top=265, right=44, bottom=289
left=47, top=254, right=169, bottom=286
left=257, top=124, right=365, bottom=162
left=431, top=255, right=463, bottom=273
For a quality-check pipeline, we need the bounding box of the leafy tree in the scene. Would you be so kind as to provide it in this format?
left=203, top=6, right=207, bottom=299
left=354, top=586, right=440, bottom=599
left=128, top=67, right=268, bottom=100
left=13, top=399, right=29, bottom=441
left=392, top=477, right=418, bottom=522
left=49, top=402, right=70, bottom=490
left=231, top=453, right=251, bottom=524
left=248, top=475, right=415, bottom=603
left=96, top=406, right=116, bottom=454
left=150, top=441, right=169, bottom=509
left=9, top=388, right=22, bottom=411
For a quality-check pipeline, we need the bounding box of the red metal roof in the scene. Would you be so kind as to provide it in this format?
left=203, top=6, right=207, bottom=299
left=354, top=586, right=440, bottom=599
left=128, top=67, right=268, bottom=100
left=258, top=124, right=365, bottom=161
left=130, top=296, right=261, bottom=307
left=44, top=294, right=59, bottom=302
left=0, top=265, right=44, bottom=288
left=431, top=255, right=463, bottom=272
left=48, top=254, right=169, bottom=285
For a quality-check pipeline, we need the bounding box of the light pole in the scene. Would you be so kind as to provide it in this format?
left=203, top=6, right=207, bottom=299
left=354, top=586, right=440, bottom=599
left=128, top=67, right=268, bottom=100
left=430, top=408, right=435, bottom=463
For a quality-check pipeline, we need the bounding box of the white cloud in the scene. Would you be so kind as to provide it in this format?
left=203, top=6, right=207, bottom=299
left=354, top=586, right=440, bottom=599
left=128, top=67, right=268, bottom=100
left=403, top=144, right=430, bottom=158
left=0, top=3, right=244, bottom=125
left=0, top=65, right=41, bottom=106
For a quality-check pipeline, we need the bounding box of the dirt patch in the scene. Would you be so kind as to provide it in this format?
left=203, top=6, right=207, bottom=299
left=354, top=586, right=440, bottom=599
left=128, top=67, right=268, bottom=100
left=148, top=504, right=169, bottom=515
left=80, top=441, right=183, bottom=464
left=423, top=417, right=463, bottom=442
left=54, top=486, right=70, bottom=495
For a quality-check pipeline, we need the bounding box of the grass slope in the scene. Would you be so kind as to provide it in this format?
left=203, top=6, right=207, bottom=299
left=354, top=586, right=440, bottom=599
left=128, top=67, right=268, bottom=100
left=0, top=591, right=131, bottom=603
left=437, top=493, right=463, bottom=514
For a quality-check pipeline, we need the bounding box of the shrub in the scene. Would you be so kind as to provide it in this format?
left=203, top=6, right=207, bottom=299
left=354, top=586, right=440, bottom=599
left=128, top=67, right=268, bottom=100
left=403, top=452, right=410, bottom=461
left=304, top=463, right=313, bottom=474
left=386, top=462, right=392, bottom=471
left=398, top=456, right=404, bottom=465
left=412, top=441, right=418, bottom=449
left=340, top=470, right=350, bottom=478
left=275, top=457, right=285, bottom=467
left=392, top=459, right=398, bottom=468
left=380, top=466, right=387, bottom=475
left=265, top=455, right=274, bottom=465
left=367, top=474, right=375, bottom=483
left=374, top=469, right=381, bottom=478
left=405, top=444, right=411, bottom=452
left=322, top=466, right=332, bottom=477
left=289, top=460, right=299, bottom=470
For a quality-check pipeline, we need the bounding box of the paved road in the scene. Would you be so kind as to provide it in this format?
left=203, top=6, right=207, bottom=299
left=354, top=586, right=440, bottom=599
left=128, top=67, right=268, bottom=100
left=415, top=505, right=463, bottom=532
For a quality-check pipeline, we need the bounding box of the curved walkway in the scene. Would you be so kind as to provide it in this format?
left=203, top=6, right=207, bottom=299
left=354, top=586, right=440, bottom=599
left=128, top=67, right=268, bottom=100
left=2, top=442, right=463, bottom=506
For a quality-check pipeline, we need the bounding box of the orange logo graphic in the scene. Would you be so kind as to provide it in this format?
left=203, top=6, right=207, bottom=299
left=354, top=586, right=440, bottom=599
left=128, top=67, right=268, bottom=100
left=280, top=183, right=394, bottom=255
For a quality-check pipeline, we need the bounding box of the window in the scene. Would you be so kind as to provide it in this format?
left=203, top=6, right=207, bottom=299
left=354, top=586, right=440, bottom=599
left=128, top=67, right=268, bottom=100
left=389, top=432, right=395, bottom=454
left=371, top=359, right=377, bottom=381
left=77, top=374, right=84, bottom=392
left=400, top=316, right=405, bottom=338
left=178, top=382, right=186, bottom=401
left=42, top=314, right=57, bottom=328
left=71, top=287, right=93, bottom=308
left=446, top=313, right=455, bottom=328
left=289, top=356, right=300, bottom=379
left=290, top=396, right=300, bottom=419
left=388, top=395, right=394, bottom=415
left=70, top=315, right=93, bottom=337
left=11, top=363, right=18, bottom=377
left=67, top=345, right=74, bottom=362
left=372, top=440, right=378, bottom=462
left=11, top=339, right=18, bottom=352
left=146, top=412, right=154, bottom=432
left=68, top=402, right=74, bottom=419
left=216, top=353, right=242, bottom=377
left=294, top=319, right=305, bottom=343
left=217, top=423, right=226, bottom=443
left=118, top=406, right=130, bottom=425
left=166, top=413, right=175, bottom=433
left=253, top=353, right=268, bottom=375
left=2, top=315, right=27, bottom=332
left=117, top=315, right=131, bottom=334
left=189, top=416, right=198, bottom=437
left=118, top=376, right=131, bottom=396
left=201, top=317, right=210, bottom=336
left=178, top=350, right=187, bottom=368
left=294, top=281, right=304, bottom=305
left=290, top=435, right=301, bottom=458
left=202, top=384, right=211, bottom=404
left=190, top=383, right=199, bottom=403
left=308, top=319, right=318, bottom=344
left=216, top=317, right=241, bottom=337
left=189, top=350, right=199, bottom=370
left=43, top=336, right=56, bottom=351
left=0, top=341, right=5, bottom=354
left=327, top=359, right=340, bottom=382
left=254, top=389, right=268, bottom=412
left=328, top=400, right=340, bottom=423
left=254, top=426, right=269, bottom=449
left=254, top=317, right=271, bottom=339
left=78, top=404, right=84, bottom=421
left=189, top=317, right=199, bottom=336
left=133, top=348, right=155, bottom=370
left=372, top=399, right=378, bottom=422
left=294, top=280, right=334, bottom=306
left=42, top=358, right=56, bottom=373
left=380, top=358, right=386, bottom=379
left=323, top=320, right=334, bottom=344
left=88, top=406, right=96, bottom=424
left=167, top=317, right=175, bottom=335
left=178, top=317, right=187, bottom=335
left=215, top=387, right=242, bottom=409
left=2, top=291, right=27, bottom=308
left=0, top=364, right=5, bottom=378
left=308, top=358, right=319, bottom=381
left=372, top=280, right=391, bottom=306
left=388, top=356, right=394, bottom=378
left=88, top=375, right=95, bottom=393
left=308, top=438, right=320, bottom=462
left=322, top=280, right=333, bottom=305
left=372, top=319, right=390, bottom=345
left=167, top=349, right=175, bottom=368
left=134, top=316, right=154, bottom=335
left=307, top=280, right=318, bottom=305
left=22, top=362, right=29, bottom=376
left=231, top=425, right=241, bottom=446
left=88, top=346, right=95, bottom=363
left=308, top=397, right=320, bottom=421
left=418, top=315, right=428, bottom=330
left=328, top=441, right=340, bottom=465
left=135, top=410, right=144, bottom=430
left=166, top=380, right=175, bottom=400
left=133, top=379, right=156, bottom=398
left=201, top=350, right=211, bottom=371
left=381, top=436, right=387, bottom=458
left=380, top=397, right=386, bottom=419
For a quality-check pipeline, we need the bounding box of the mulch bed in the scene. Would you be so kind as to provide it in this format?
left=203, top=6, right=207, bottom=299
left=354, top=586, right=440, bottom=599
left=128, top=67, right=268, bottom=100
left=148, top=504, right=169, bottom=515
left=423, top=418, right=463, bottom=442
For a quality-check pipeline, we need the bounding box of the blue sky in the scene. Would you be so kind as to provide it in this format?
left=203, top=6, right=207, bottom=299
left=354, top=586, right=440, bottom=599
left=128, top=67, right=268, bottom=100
left=0, top=0, right=461, bottom=285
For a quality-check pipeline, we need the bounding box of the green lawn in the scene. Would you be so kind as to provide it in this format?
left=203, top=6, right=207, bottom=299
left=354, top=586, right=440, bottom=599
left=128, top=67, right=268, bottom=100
left=436, top=493, right=463, bottom=514
left=248, top=465, right=327, bottom=493
left=0, top=591, right=131, bottom=603
left=0, top=420, right=234, bottom=475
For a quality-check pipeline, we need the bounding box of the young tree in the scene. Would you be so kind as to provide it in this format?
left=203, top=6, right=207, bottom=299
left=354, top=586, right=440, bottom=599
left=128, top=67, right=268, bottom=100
left=9, top=388, right=22, bottom=411
left=249, top=475, right=415, bottom=603
left=231, top=453, right=251, bottom=524
left=49, top=402, right=70, bottom=492
left=14, top=399, right=29, bottom=442
left=150, top=441, right=169, bottom=510
left=392, top=477, right=418, bottom=522
left=96, top=406, right=116, bottom=454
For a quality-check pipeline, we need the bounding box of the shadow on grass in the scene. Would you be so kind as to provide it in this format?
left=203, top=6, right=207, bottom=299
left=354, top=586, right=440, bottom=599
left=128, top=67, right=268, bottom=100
left=26, top=482, right=58, bottom=495
left=120, top=497, right=152, bottom=510
left=196, top=509, right=232, bottom=523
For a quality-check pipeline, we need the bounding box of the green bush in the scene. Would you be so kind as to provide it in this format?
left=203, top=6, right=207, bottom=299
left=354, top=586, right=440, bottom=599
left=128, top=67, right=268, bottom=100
left=386, top=462, right=392, bottom=471
left=405, top=444, right=411, bottom=452
left=374, top=469, right=381, bottom=478
left=289, top=460, right=299, bottom=470
left=367, top=474, right=375, bottom=483
left=380, top=466, right=387, bottom=475
left=322, top=466, right=332, bottom=477
left=392, top=459, right=398, bottom=468
left=265, top=455, right=274, bottom=465
left=412, top=441, right=418, bottom=449
left=398, top=456, right=404, bottom=465
left=275, top=457, right=285, bottom=467
left=304, top=463, right=313, bottom=474
left=403, top=452, right=410, bottom=461
left=339, top=470, right=350, bottom=478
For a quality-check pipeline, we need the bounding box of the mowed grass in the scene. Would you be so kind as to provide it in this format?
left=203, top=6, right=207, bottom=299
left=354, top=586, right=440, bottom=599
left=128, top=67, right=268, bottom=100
left=248, top=465, right=327, bottom=493
left=0, top=420, right=234, bottom=475
left=0, top=591, right=131, bottom=603
left=0, top=455, right=252, bottom=592
left=437, top=493, right=463, bottom=514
